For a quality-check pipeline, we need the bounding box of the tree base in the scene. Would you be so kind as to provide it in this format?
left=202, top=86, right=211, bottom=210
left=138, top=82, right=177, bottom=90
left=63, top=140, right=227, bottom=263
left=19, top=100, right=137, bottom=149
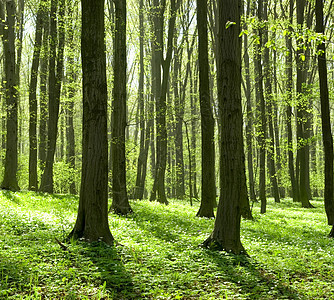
left=67, top=228, right=114, bottom=245
left=328, top=225, right=334, bottom=238
left=202, top=235, right=248, bottom=256
left=109, top=204, right=133, bottom=216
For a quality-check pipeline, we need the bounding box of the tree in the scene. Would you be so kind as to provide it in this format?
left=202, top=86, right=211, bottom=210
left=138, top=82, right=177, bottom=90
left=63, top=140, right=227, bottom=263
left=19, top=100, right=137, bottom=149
left=1, top=0, right=20, bottom=191
left=296, top=0, right=313, bottom=208
left=110, top=0, right=133, bottom=215
left=29, top=0, right=46, bottom=191
left=254, top=0, right=267, bottom=213
left=39, top=0, right=66, bottom=193
left=68, top=0, right=113, bottom=244
left=195, top=0, right=215, bottom=218
left=149, top=0, right=179, bottom=204
left=315, top=0, right=334, bottom=236
left=203, top=0, right=247, bottom=254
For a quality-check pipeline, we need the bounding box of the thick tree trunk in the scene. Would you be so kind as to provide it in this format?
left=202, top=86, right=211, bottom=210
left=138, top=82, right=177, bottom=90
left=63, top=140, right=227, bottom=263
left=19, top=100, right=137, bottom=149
left=40, top=0, right=66, bottom=193
left=204, top=0, right=246, bottom=254
left=68, top=0, right=113, bottom=244
left=196, top=0, right=215, bottom=218
left=110, top=0, right=132, bottom=215
left=28, top=0, right=45, bottom=191
left=316, top=0, right=334, bottom=228
left=1, top=0, right=20, bottom=191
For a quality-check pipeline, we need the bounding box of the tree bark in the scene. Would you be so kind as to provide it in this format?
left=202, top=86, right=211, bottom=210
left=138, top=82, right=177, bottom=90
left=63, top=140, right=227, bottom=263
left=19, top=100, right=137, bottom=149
left=40, top=0, right=66, bottom=193
left=254, top=0, right=266, bottom=213
left=196, top=0, right=215, bottom=218
left=1, top=0, right=20, bottom=191
left=243, top=0, right=256, bottom=203
left=110, top=0, right=132, bottom=215
left=296, top=0, right=313, bottom=208
left=68, top=0, right=113, bottom=244
left=28, top=0, right=46, bottom=191
left=285, top=0, right=299, bottom=202
left=263, top=0, right=280, bottom=203
left=316, top=0, right=334, bottom=228
left=204, top=0, right=247, bottom=254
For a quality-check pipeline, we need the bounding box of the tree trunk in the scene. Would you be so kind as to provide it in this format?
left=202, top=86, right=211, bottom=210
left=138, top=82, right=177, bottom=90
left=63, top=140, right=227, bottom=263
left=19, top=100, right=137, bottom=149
left=254, top=0, right=266, bottom=213
left=68, top=0, right=114, bottom=244
left=29, top=0, right=46, bottom=191
left=243, top=0, right=256, bottom=203
left=40, top=0, right=66, bottom=193
left=133, top=0, right=146, bottom=200
left=39, top=17, right=49, bottom=169
left=316, top=0, right=334, bottom=228
left=204, top=0, right=247, bottom=254
left=296, top=0, right=313, bottom=208
left=1, top=0, right=20, bottom=191
left=263, top=0, right=280, bottom=203
left=65, top=1, right=77, bottom=195
left=196, top=0, right=215, bottom=218
left=150, top=0, right=179, bottom=205
left=285, top=0, right=299, bottom=202
left=110, top=0, right=132, bottom=215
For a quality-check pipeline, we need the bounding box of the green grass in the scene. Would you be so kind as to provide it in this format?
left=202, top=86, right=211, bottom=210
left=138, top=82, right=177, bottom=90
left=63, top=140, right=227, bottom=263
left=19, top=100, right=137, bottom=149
left=1, top=190, right=334, bottom=299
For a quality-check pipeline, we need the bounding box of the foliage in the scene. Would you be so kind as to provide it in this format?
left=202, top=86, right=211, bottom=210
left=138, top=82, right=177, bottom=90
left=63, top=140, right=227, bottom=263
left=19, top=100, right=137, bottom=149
left=1, top=190, right=334, bottom=299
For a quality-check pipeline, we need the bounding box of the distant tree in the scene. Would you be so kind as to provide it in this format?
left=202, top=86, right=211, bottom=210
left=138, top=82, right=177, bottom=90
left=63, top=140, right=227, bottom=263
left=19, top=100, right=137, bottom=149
left=68, top=0, right=113, bottom=244
left=110, top=0, right=133, bottom=215
left=196, top=0, right=215, bottom=218
left=203, top=0, right=247, bottom=254
left=1, top=0, right=20, bottom=191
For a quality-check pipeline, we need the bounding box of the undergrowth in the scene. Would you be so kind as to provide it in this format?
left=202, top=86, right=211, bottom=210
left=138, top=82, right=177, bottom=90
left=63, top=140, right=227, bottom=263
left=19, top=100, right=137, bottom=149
left=0, top=190, right=333, bottom=299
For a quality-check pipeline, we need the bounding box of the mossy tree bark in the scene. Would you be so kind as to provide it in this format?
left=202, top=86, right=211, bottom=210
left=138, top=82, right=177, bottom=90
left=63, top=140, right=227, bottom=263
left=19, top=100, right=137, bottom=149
left=68, top=0, right=113, bottom=244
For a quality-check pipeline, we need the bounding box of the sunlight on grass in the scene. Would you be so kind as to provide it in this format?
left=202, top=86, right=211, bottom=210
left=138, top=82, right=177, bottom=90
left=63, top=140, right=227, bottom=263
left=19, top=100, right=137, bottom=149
left=1, top=190, right=334, bottom=299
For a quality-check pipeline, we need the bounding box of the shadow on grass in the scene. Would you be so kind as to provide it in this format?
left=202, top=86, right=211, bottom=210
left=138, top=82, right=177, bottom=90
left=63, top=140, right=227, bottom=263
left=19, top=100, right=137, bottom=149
left=202, top=250, right=304, bottom=299
left=74, top=242, right=139, bottom=299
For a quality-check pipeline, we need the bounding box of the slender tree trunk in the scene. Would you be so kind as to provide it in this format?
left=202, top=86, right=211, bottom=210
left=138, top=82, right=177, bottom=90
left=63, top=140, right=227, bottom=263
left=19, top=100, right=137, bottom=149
left=316, top=0, right=334, bottom=234
left=29, top=0, right=46, bottom=191
left=196, top=0, right=215, bottom=218
left=243, top=0, right=256, bottom=203
left=133, top=0, right=146, bottom=200
left=1, top=0, right=20, bottom=191
left=39, top=16, right=49, bottom=169
left=204, top=0, right=247, bottom=254
left=285, top=0, right=299, bottom=202
left=110, top=0, right=132, bottom=215
left=68, top=0, right=113, bottom=244
left=40, top=0, right=66, bottom=193
left=65, top=1, right=77, bottom=195
left=296, top=0, right=313, bottom=208
left=254, top=0, right=266, bottom=213
left=263, top=0, right=280, bottom=203
left=150, top=0, right=179, bottom=204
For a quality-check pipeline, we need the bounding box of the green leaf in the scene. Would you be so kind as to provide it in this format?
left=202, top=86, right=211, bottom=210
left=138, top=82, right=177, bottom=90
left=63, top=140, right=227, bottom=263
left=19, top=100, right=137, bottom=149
left=226, top=21, right=236, bottom=29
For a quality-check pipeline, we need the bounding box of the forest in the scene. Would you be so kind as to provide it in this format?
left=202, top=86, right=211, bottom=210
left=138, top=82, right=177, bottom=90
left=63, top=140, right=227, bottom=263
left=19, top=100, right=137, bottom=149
left=1, top=0, right=334, bottom=298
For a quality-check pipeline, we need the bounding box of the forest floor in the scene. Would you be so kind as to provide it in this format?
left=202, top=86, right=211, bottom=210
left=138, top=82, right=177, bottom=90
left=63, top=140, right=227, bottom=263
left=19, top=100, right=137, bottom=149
left=0, top=190, right=333, bottom=299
